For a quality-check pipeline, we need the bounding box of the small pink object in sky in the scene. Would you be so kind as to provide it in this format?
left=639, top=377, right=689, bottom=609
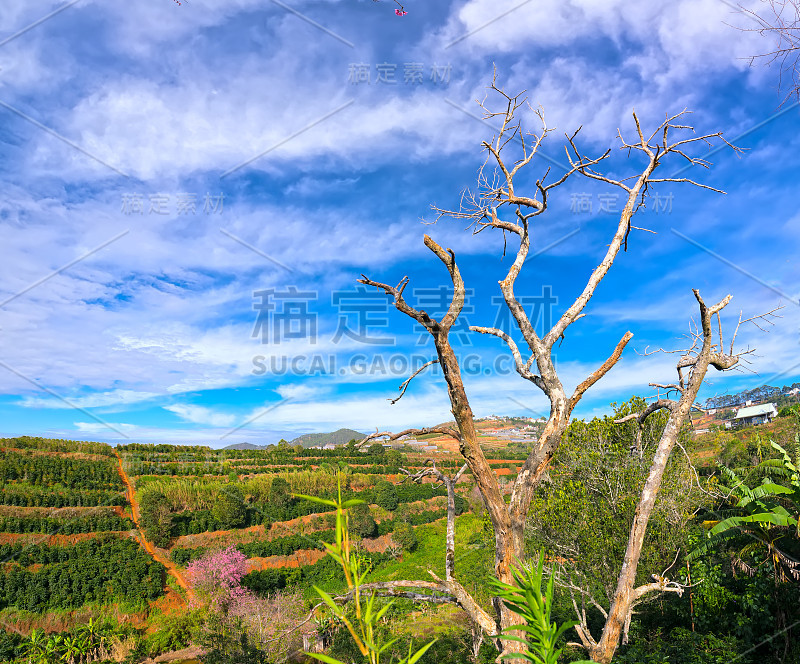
left=395, top=8, right=408, bottom=15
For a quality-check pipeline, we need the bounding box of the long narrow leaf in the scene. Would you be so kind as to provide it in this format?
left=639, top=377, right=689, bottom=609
left=307, top=654, right=347, bottom=664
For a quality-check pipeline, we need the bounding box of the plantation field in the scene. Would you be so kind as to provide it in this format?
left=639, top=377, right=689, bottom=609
left=0, top=433, right=481, bottom=663
left=3, top=409, right=795, bottom=664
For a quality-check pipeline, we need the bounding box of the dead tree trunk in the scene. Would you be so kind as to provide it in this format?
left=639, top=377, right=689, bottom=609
left=356, top=75, right=738, bottom=661
left=574, top=291, right=779, bottom=663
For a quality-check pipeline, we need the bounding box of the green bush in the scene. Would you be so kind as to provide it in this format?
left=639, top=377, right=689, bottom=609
left=348, top=502, right=378, bottom=539
left=144, top=610, right=203, bottom=657
left=613, top=628, right=742, bottom=664
left=212, top=484, right=246, bottom=529
left=392, top=521, right=418, bottom=552
left=374, top=481, right=399, bottom=511
left=0, top=537, right=164, bottom=612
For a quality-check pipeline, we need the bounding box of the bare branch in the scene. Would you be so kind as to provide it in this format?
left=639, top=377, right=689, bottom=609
left=732, top=0, right=800, bottom=105
left=358, top=426, right=461, bottom=448
left=471, top=325, right=544, bottom=390
left=569, top=332, right=634, bottom=408
left=390, top=359, right=440, bottom=404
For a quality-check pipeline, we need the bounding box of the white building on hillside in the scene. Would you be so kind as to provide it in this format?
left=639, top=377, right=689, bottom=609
left=734, top=403, right=778, bottom=427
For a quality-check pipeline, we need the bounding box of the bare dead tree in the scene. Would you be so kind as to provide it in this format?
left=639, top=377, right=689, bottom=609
left=399, top=459, right=469, bottom=582
left=568, top=292, right=781, bottom=662
left=732, top=0, right=800, bottom=104
left=351, top=75, right=741, bottom=662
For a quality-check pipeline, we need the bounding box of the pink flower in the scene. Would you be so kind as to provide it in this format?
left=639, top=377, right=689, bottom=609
left=395, top=9, right=408, bottom=16
left=187, top=546, right=251, bottom=611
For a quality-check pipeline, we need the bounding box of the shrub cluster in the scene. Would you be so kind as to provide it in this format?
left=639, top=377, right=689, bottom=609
left=0, top=537, right=164, bottom=612
left=0, top=486, right=126, bottom=507
left=0, top=512, right=134, bottom=534
left=0, top=452, right=123, bottom=490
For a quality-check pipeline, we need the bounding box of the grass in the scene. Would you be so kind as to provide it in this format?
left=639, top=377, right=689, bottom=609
left=368, top=513, right=496, bottom=609
left=691, top=416, right=798, bottom=468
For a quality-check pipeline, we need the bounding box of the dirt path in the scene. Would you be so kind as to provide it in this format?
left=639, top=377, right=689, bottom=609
left=115, top=453, right=195, bottom=604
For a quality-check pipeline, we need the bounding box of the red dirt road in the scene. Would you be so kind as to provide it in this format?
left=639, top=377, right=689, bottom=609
left=115, top=453, right=195, bottom=604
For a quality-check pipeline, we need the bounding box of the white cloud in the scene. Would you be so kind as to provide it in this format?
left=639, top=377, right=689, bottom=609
left=274, top=383, right=323, bottom=400
left=73, top=421, right=138, bottom=434
left=163, top=404, right=237, bottom=427
left=18, top=389, right=160, bottom=410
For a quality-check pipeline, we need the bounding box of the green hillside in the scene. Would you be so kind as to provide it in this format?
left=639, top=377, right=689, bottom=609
left=289, top=428, right=366, bottom=448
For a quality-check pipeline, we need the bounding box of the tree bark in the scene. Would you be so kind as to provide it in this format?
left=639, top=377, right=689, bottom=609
left=590, top=291, right=736, bottom=663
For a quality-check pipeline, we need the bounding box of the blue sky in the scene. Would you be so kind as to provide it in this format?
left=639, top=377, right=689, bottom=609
left=0, top=0, right=798, bottom=446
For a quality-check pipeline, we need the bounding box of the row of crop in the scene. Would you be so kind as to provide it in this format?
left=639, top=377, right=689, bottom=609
left=0, top=486, right=126, bottom=508
left=134, top=471, right=380, bottom=512
left=0, top=533, right=129, bottom=565
left=126, top=460, right=408, bottom=477
left=0, top=436, right=116, bottom=457
left=123, top=461, right=231, bottom=477
left=237, top=463, right=409, bottom=476
left=167, top=482, right=448, bottom=536
left=227, top=453, right=399, bottom=467
left=117, top=442, right=213, bottom=454
left=0, top=537, right=164, bottom=613
left=0, top=513, right=134, bottom=534
left=0, top=451, right=123, bottom=490
left=170, top=506, right=449, bottom=566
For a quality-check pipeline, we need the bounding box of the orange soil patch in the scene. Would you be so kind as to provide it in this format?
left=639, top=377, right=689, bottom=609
left=693, top=448, right=719, bottom=459
left=247, top=549, right=326, bottom=570
left=359, top=534, right=395, bottom=553
left=232, top=464, right=301, bottom=469
left=148, top=586, right=186, bottom=618
left=1, top=603, right=148, bottom=636
left=246, top=532, right=402, bottom=571
left=173, top=524, right=268, bottom=549
left=494, top=468, right=516, bottom=476
left=392, top=496, right=447, bottom=516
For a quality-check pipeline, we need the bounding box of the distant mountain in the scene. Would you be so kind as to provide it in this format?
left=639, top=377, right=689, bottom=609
left=222, top=442, right=268, bottom=450
left=289, top=428, right=367, bottom=448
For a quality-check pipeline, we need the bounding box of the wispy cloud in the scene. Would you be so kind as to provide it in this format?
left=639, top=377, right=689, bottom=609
left=164, top=404, right=237, bottom=427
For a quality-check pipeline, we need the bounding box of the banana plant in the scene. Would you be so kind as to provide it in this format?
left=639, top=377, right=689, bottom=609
left=295, top=473, right=435, bottom=664
left=60, top=635, right=83, bottom=664
left=690, top=436, right=800, bottom=581
left=77, top=616, right=107, bottom=658
left=42, top=635, right=64, bottom=664
left=21, top=629, right=46, bottom=664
